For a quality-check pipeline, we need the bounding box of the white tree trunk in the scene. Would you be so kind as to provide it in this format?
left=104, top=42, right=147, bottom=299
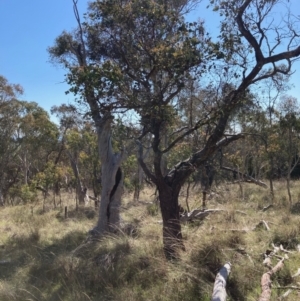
left=93, top=114, right=125, bottom=234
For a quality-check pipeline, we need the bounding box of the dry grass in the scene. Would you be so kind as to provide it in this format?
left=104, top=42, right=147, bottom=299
left=1, top=182, right=300, bottom=300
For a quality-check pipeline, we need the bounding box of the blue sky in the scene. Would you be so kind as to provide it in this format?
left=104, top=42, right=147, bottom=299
left=0, top=0, right=88, bottom=113
left=0, top=0, right=299, bottom=117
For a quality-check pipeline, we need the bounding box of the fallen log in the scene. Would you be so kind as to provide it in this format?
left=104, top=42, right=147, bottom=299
left=258, top=258, right=285, bottom=301
left=211, top=262, right=231, bottom=301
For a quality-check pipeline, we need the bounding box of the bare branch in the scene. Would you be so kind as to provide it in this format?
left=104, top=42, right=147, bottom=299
left=161, top=117, right=210, bottom=154
left=236, top=0, right=264, bottom=62
left=221, top=166, right=268, bottom=188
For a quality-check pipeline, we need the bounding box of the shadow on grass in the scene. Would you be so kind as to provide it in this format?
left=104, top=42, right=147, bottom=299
left=290, top=201, right=300, bottom=214
left=0, top=230, right=86, bottom=273
left=0, top=229, right=89, bottom=300
left=0, top=226, right=157, bottom=301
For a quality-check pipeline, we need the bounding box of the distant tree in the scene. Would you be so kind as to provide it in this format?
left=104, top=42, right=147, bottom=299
left=278, top=96, right=300, bottom=205
left=0, top=75, right=59, bottom=204
left=0, top=75, right=24, bottom=204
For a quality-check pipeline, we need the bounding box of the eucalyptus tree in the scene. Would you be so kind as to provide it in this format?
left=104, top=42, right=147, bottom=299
left=0, top=76, right=24, bottom=204
left=17, top=101, right=59, bottom=185
left=49, top=1, right=126, bottom=232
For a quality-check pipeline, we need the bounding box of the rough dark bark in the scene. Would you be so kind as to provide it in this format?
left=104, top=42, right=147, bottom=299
left=157, top=182, right=185, bottom=259
left=151, top=0, right=300, bottom=257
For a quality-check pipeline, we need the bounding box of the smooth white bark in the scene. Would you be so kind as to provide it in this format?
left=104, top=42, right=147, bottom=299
left=211, top=262, right=231, bottom=301
left=94, top=115, right=125, bottom=234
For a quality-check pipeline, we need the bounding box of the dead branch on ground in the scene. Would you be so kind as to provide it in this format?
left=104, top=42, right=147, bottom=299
left=258, top=258, right=285, bottom=301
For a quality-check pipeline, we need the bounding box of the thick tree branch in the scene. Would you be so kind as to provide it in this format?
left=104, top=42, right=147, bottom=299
left=236, top=0, right=264, bottom=62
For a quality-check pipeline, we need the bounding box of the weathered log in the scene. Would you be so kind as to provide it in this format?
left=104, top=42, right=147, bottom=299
left=211, top=262, right=231, bottom=301
left=258, top=259, right=285, bottom=301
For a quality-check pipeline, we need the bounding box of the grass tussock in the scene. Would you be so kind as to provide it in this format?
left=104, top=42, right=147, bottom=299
left=1, top=183, right=300, bottom=300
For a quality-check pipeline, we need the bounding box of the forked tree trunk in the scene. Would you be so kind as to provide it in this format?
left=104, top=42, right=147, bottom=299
left=93, top=114, right=125, bottom=234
